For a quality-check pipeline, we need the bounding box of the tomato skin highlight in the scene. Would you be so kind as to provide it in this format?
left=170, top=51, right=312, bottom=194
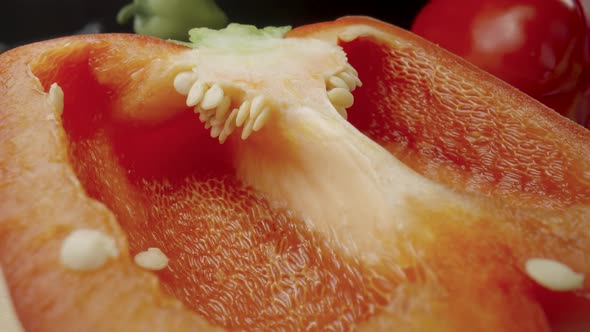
left=411, top=0, right=588, bottom=121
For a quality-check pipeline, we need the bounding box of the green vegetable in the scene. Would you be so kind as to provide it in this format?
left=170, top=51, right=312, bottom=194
left=117, top=0, right=229, bottom=41
left=183, top=23, right=291, bottom=49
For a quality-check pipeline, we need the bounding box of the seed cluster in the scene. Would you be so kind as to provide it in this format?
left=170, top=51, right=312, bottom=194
left=174, top=71, right=273, bottom=143
left=325, top=65, right=362, bottom=119
left=173, top=64, right=362, bottom=143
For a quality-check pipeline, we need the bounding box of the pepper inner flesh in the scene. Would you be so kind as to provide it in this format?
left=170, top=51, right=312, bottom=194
left=27, top=37, right=419, bottom=331
left=70, top=113, right=397, bottom=331
left=27, top=32, right=590, bottom=331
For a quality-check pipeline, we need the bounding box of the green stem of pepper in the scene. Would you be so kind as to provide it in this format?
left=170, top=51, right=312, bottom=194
left=117, top=0, right=229, bottom=41
left=116, top=3, right=139, bottom=25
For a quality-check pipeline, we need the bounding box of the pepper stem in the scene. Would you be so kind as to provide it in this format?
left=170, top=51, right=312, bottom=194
left=116, top=3, right=138, bottom=24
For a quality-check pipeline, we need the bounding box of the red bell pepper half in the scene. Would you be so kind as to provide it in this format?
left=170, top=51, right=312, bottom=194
left=0, top=16, right=588, bottom=332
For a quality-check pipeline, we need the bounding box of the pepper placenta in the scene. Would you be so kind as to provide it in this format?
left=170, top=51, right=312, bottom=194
left=0, top=16, right=589, bottom=332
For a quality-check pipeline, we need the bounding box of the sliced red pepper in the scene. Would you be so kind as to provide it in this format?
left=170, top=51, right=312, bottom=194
left=0, top=16, right=588, bottom=332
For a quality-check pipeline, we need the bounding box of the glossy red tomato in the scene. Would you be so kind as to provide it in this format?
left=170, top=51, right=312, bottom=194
left=412, top=0, right=588, bottom=121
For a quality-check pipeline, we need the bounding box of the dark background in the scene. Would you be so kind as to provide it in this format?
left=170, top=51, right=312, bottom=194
left=1, top=1, right=429, bottom=50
